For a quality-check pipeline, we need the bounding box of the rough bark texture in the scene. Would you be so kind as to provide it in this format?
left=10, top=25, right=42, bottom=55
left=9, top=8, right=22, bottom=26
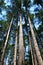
left=0, top=18, right=13, bottom=65
left=28, top=16, right=43, bottom=65
left=18, top=15, right=24, bottom=65
left=14, top=32, right=17, bottom=65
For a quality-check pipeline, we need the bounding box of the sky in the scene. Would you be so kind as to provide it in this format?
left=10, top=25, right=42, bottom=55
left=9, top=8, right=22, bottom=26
left=0, top=9, right=7, bottom=20
left=4, top=0, right=12, bottom=6
left=0, top=0, right=42, bottom=30
left=0, top=0, right=42, bottom=36
left=0, top=0, right=42, bottom=20
left=33, top=17, right=42, bottom=30
left=29, top=4, right=42, bottom=14
left=0, top=0, right=11, bottom=20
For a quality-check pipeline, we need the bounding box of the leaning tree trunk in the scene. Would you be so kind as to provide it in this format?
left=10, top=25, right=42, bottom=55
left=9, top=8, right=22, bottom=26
left=18, top=14, right=24, bottom=65
left=14, top=32, right=17, bottom=65
left=29, top=34, right=34, bottom=65
left=28, top=16, right=43, bottom=65
left=29, top=35, right=38, bottom=65
left=0, top=18, right=13, bottom=65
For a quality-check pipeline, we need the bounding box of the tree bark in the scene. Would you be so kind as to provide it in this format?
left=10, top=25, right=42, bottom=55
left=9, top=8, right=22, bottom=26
left=18, top=14, right=24, bottom=65
left=0, top=18, right=13, bottom=65
left=28, top=16, right=43, bottom=65
left=14, top=32, right=17, bottom=65
left=29, top=34, right=34, bottom=65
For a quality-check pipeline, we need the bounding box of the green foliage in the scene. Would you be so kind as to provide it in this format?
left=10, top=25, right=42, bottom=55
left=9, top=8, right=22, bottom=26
left=15, top=0, right=21, bottom=9
left=0, top=0, right=6, bottom=8
left=0, top=20, right=9, bottom=31
left=23, top=0, right=30, bottom=7
left=34, top=0, right=43, bottom=6
left=37, top=24, right=43, bottom=34
left=37, top=10, right=43, bottom=22
left=29, top=14, right=34, bottom=20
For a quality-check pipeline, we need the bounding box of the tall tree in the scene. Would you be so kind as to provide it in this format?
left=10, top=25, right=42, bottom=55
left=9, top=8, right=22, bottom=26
left=28, top=16, right=43, bottom=65
left=29, top=34, right=34, bottom=65
left=0, top=18, right=13, bottom=65
left=14, top=32, right=17, bottom=65
left=18, top=14, right=24, bottom=65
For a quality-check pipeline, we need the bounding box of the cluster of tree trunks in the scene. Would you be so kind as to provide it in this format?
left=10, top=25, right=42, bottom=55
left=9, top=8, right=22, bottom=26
left=29, top=34, right=38, bottom=65
left=0, top=15, right=43, bottom=65
left=28, top=16, right=43, bottom=65
left=0, top=18, right=13, bottom=65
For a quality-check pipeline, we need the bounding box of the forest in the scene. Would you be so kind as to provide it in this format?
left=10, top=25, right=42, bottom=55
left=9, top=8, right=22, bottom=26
left=0, top=0, right=43, bottom=65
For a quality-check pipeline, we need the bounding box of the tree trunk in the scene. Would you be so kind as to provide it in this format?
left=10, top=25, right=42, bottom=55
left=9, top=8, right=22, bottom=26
left=30, top=36, right=38, bottom=65
left=0, top=18, right=13, bottom=65
left=14, top=32, right=17, bottom=65
left=33, top=52, right=38, bottom=65
left=28, top=16, right=43, bottom=65
left=29, top=34, right=34, bottom=65
left=18, top=14, right=24, bottom=65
